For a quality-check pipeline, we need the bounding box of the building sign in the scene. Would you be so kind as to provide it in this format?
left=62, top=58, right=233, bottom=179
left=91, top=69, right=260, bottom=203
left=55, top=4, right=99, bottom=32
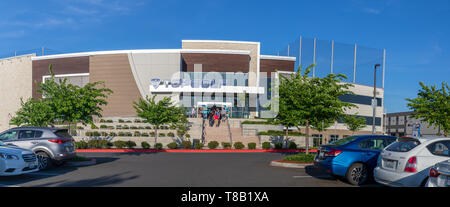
left=149, top=78, right=265, bottom=94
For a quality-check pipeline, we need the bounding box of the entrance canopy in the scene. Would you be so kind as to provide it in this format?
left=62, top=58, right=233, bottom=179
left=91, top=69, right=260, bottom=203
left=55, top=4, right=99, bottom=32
left=196, top=102, right=232, bottom=107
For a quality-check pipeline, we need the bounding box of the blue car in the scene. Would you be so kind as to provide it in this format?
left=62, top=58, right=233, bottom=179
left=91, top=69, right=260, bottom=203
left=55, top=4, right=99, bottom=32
left=314, top=135, right=397, bottom=185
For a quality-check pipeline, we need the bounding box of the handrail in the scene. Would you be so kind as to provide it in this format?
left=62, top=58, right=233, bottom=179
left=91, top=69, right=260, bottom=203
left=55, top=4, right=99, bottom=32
left=201, top=118, right=206, bottom=144
left=227, top=119, right=233, bottom=146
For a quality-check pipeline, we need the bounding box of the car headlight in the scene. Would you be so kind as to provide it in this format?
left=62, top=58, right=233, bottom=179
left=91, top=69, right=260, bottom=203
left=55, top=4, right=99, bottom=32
left=0, top=153, right=19, bottom=160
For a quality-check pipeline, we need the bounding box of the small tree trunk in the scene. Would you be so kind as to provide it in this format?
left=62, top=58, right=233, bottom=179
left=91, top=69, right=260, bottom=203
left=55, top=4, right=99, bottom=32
left=155, top=127, right=158, bottom=146
left=305, top=120, right=310, bottom=154
left=67, top=122, right=72, bottom=136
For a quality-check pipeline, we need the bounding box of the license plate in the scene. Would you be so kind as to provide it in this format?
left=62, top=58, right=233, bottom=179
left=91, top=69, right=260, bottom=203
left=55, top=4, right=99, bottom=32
left=383, top=159, right=397, bottom=169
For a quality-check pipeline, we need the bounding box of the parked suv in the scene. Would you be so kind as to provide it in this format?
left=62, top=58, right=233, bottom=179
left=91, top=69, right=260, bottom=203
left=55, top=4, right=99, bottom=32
left=0, top=127, right=76, bottom=170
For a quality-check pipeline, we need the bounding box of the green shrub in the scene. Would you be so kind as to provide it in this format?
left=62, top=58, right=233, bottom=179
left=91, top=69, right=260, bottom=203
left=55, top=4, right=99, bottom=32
left=221, top=142, right=231, bottom=149
left=75, top=141, right=88, bottom=149
left=134, top=131, right=141, bottom=137
left=106, top=120, right=113, bottom=123
left=125, top=141, right=136, bottom=149
left=109, top=132, right=117, bottom=137
left=181, top=141, right=192, bottom=149
left=208, top=141, right=219, bottom=149
left=126, top=120, right=132, bottom=123
left=100, top=124, right=108, bottom=129
left=138, top=126, right=144, bottom=129
left=288, top=141, right=297, bottom=149
left=126, top=132, right=132, bottom=137
left=169, top=125, right=177, bottom=130
left=130, top=126, right=138, bottom=129
left=141, top=132, right=149, bottom=137
left=145, top=126, right=152, bottom=130
left=91, top=124, right=98, bottom=129
left=118, top=132, right=125, bottom=136
left=194, top=142, right=204, bottom=149
left=150, top=132, right=155, bottom=137
left=116, top=125, right=122, bottom=129
left=113, top=141, right=127, bottom=149
left=108, top=126, right=115, bottom=129
left=159, top=133, right=166, bottom=137
left=248, top=142, right=257, bottom=149
left=92, top=131, right=101, bottom=137
left=274, top=142, right=283, bottom=149
left=77, top=126, right=84, bottom=129
left=141, top=141, right=150, bottom=149
left=88, top=140, right=110, bottom=149
left=167, top=142, right=178, bottom=149
left=134, top=119, right=141, bottom=123
left=167, top=132, right=175, bottom=137
left=233, top=142, right=245, bottom=149
left=99, top=119, right=105, bottom=123
left=283, top=153, right=315, bottom=163
left=118, top=119, right=124, bottom=123
left=122, top=125, right=129, bottom=129
left=85, top=132, right=92, bottom=136
left=101, top=132, right=107, bottom=137
left=185, top=134, right=191, bottom=138
left=154, top=143, right=163, bottom=150
left=262, top=142, right=271, bottom=149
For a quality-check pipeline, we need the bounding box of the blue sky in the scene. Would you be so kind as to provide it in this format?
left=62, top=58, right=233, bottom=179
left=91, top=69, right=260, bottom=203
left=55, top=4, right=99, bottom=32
left=0, top=0, right=449, bottom=113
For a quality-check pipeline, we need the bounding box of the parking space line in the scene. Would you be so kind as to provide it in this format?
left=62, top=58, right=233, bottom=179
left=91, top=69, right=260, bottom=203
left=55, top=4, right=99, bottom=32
left=0, top=184, right=21, bottom=187
left=293, top=175, right=332, bottom=179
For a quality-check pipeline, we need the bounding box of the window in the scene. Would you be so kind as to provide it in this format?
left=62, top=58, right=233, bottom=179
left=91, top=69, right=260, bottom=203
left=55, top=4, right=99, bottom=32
left=330, top=135, right=339, bottom=143
left=427, top=141, right=450, bottom=157
left=0, top=131, right=18, bottom=141
left=358, top=138, right=388, bottom=150
left=54, top=130, right=72, bottom=138
left=329, top=136, right=359, bottom=146
left=18, top=130, right=35, bottom=139
left=386, top=139, right=419, bottom=152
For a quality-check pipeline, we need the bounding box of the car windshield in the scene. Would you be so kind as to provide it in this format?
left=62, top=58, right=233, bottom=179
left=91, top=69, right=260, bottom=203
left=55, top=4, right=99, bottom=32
left=328, top=136, right=359, bottom=146
left=385, top=139, right=420, bottom=152
left=54, top=129, right=72, bottom=138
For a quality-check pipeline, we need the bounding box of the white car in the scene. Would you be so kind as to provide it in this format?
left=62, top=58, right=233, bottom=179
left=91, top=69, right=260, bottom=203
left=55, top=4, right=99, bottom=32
left=426, top=159, right=450, bottom=187
left=374, top=136, right=450, bottom=187
left=0, top=142, right=39, bottom=176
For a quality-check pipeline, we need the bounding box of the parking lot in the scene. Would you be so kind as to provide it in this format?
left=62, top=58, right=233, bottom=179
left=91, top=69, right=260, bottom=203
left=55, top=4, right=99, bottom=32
left=0, top=152, right=382, bottom=187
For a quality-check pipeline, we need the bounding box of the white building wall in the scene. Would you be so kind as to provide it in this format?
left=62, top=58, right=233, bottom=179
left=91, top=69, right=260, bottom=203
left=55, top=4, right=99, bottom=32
left=0, top=55, right=34, bottom=131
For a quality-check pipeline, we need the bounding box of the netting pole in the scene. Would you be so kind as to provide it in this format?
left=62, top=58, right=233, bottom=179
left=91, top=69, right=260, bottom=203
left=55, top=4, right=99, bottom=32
left=287, top=44, right=290, bottom=56
left=331, top=40, right=334, bottom=74
left=313, top=37, right=316, bottom=77
left=353, top=44, right=357, bottom=83
left=299, top=36, right=302, bottom=68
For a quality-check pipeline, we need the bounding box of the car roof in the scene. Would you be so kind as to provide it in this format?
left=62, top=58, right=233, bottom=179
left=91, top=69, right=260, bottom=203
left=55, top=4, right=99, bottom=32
left=8, top=126, right=63, bottom=131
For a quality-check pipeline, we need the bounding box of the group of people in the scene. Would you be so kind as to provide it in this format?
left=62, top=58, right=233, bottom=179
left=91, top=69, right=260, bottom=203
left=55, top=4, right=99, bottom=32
left=190, top=105, right=231, bottom=127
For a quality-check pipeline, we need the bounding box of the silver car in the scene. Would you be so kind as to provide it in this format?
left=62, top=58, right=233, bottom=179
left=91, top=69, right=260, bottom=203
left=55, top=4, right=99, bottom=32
left=0, top=127, right=76, bottom=170
left=426, top=159, right=450, bottom=187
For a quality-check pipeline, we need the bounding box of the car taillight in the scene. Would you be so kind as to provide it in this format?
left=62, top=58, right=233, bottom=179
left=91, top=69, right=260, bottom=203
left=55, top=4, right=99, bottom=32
left=404, top=156, right=417, bottom=173
left=48, top=139, right=69, bottom=144
left=325, top=149, right=342, bottom=157
left=429, top=168, right=440, bottom=178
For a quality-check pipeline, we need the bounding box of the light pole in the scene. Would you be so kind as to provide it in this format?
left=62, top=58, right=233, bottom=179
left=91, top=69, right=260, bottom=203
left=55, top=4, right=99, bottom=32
left=372, top=64, right=381, bottom=134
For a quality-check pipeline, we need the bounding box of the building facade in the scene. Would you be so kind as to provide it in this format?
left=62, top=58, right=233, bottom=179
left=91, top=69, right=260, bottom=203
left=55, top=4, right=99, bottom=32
left=0, top=40, right=385, bottom=134
left=384, top=111, right=442, bottom=137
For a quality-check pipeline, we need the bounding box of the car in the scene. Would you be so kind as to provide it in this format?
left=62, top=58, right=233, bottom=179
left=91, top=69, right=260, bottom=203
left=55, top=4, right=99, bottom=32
left=0, top=141, right=39, bottom=176
left=0, top=127, right=76, bottom=170
left=314, top=134, right=397, bottom=185
left=426, top=159, right=450, bottom=187
left=374, top=136, right=450, bottom=187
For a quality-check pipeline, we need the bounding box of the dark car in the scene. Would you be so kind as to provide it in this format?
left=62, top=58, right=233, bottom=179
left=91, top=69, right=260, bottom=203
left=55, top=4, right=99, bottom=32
left=0, top=127, right=76, bottom=170
left=314, top=135, right=397, bottom=185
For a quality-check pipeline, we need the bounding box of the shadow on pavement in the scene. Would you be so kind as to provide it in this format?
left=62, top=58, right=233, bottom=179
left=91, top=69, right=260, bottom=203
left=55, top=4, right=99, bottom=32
left=0, top=156, right=119, bottom=186
left=34, top=171, right=139, bottom=187
left=304, top=165, right=383, bottom=187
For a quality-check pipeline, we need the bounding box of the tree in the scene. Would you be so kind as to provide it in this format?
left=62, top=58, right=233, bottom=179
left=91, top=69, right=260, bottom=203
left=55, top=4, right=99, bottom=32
left=133, top=95, right=182, bottom=144
left=276, top=64, right=356, bottom=154
left=406, top=82, right=449, bottom=136
left=10, top=98, right=55, bottom=127
left=343, top=114, right=367, bottom=135
left=35, top=64, right=112, bottom=134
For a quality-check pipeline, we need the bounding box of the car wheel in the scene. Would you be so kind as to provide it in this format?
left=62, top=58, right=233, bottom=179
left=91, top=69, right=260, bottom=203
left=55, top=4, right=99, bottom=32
left=346, top=163, right=368, bottom=185
left=36, top=152, right=53, bottom=170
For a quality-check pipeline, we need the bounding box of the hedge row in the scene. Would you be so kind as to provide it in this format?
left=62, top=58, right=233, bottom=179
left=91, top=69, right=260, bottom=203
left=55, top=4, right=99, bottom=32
left=84, top=131, right=189, bottom=138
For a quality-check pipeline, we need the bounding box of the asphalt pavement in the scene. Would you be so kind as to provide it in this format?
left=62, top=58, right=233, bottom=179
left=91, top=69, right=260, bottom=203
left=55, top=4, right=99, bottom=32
left=0, top=152, right=382, bottom=187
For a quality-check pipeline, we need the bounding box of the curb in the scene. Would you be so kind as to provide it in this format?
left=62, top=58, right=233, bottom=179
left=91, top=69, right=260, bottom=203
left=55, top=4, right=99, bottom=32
left=270, top=160, right=314, bottom=168
left=65, top=159, right=97, bottom=167
left=76, top=149, right=318, bottom=153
